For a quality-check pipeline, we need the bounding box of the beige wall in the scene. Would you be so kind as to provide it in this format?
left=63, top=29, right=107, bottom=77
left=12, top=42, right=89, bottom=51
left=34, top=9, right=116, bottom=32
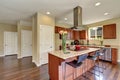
left=32, top=13, right=55, bottom=66
left=0, top=23, right=17, bottom=56
left=17, top=22, right=32, bottom=58
left=86, top=17, right=120, bottom=61
left=55, top=22, right=72, bottom=28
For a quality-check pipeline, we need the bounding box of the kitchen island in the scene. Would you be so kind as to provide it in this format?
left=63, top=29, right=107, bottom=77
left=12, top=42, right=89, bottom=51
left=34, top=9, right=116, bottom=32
left=48, top=48, right=100, bottom=80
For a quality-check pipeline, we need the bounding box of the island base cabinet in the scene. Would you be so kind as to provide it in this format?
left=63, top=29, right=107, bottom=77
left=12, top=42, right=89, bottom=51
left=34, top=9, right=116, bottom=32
left=64, top=64, right=74, bottom=80
left=64, top=59, right=94, bottom=80
left=76, top=59, right=94, bottom=78
left=49, top=54, right=94, bottom=80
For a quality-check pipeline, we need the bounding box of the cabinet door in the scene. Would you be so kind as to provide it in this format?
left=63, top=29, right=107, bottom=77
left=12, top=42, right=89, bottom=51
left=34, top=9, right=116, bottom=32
left=103, top=24, right=116, bottom=39
left=66, top=29, right=71, bottom=40
left=70, top=30, right=74, bottom=40
left=79, top=30, right=86, bottom=39
left=55, top=26, right=61, bottom=33
left=73, top=31, right=80, bottom=40
left=112, top=48, right=117, bottom=64
left=55, top=26, right=65, bottom=33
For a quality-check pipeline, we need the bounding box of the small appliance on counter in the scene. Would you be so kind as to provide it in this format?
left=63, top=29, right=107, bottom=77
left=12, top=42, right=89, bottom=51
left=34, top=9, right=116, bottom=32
left=74, top=40, right=80, bottom=45
left=70, top=40, right=80, bottom=45
left=75, top=45, right=81, bottom=51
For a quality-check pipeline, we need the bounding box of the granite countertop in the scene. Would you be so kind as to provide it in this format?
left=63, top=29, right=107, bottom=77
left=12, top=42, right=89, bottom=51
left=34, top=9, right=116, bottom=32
left=49, top=48, right=100, bottom=60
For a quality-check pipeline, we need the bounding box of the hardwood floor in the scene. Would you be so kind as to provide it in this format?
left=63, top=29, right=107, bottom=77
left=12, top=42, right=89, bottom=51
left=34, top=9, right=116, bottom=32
left=0, top=55, right=120, bottom=80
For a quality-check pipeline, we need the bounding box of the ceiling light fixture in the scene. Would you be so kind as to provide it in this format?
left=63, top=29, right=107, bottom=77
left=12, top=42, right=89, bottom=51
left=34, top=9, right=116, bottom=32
left=64, top=18, right=68, bottom=20
left=46, top=12, right=50, bottom=14
left=104, top=13, right=109, bottom=15
left=95, top=2, right=101, bottom=6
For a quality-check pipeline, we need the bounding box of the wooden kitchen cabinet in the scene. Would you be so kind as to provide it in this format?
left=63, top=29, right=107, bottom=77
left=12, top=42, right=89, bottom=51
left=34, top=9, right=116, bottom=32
left=73, top=31, right=80, bottom=40
left=66, top=29, right=71, bottom=40
left=49, top=53, right=95, bottom=80
left=111, top=48, right=117, bottom=64
left=70, top=30, right=74, bottom=40
left=79, top=30, right=86, bottom=39
left=103, top=24, right=116, bottom=39
left=65, top=29, right=73, bottom=40
left=55, top=26, right=75, bottom=40
left=55, top=26, right=66, bottom=39
left=55, top=26, right=65, bottom=33
left=55, top=26, right=61, bottom=33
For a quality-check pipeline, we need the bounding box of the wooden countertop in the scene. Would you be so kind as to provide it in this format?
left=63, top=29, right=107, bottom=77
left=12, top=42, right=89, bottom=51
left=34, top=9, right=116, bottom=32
left=49, top=48, right=100, bottom=60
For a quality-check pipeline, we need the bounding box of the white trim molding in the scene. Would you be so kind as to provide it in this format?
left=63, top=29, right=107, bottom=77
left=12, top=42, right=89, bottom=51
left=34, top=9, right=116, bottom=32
left=17, top=55, right=22, bottom=59
left=0, top=54, right=5, bottom=57
left=117, top=60, right=120, bottom=63
left=33, top=61, right=41, bottom=67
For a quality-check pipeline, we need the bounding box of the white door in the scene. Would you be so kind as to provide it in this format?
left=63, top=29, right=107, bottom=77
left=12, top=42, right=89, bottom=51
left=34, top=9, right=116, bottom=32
left=4, top=32, right=18, bottom=55
left=40, top=25, right=54, bottom=65
left=21, top=30, right=32, bottom=57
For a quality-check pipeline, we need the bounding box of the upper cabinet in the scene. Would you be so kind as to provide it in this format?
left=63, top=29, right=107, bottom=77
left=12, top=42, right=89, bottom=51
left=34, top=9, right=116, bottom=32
left=73, top=31, right=80, bottom=40
left=55, top=26, right=87, bottom=40
left=103, top=24, right=116, bottom=39
left=66, top=29, right=73, bottom=40
left=79, top=30, right=86, bottom=39
left=55, top=26, right=74, bottom=40
left=55, top=26, right=65, bottom=33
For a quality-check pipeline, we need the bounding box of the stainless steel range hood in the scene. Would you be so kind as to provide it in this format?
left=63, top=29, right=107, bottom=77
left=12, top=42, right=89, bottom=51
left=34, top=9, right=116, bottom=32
left=71, top=6, right=85, bottom=30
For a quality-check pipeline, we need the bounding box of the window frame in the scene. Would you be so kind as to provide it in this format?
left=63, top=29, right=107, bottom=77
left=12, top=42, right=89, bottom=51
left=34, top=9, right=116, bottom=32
left=88, top=26, right=103, bottom=40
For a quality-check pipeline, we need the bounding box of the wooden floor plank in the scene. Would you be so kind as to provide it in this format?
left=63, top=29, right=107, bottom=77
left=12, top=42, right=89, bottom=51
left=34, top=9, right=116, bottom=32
left=0, top=55, right=120, bottom=80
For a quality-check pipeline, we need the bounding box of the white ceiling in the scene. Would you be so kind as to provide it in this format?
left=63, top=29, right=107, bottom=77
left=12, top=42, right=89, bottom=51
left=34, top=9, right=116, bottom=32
left=0, top=0, right=120, bottom=26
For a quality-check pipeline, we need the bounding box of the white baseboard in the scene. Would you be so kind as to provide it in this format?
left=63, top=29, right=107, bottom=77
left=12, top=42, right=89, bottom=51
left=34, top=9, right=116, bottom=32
left=17, top=56, right=22, bottom=59
left=0, top=54, right=5, bottom=57
left=32, top=58, right=41, bottom=67
left=32, top=59, right=35, bottom=63
left=33, top=61, right=41, bottom=67
left=117, top=60, right=120, bottom=62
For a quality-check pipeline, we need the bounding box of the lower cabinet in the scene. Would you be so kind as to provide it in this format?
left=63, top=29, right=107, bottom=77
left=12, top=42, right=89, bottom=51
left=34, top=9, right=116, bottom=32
left=64, top=59, right=94, bottom=80
left=65, top=64, right=74, bottom=80
left=111, top=48, right=117, bottom=64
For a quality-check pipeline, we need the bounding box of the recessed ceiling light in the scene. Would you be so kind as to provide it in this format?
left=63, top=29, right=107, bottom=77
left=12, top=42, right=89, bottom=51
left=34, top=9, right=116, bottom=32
left=104, top=13, right=109, bottom=15
left=46, top=12, right=50, bottom=14
left=64, top=18, right=68, bottom=20
left=95, top=2, right=101, bottom=6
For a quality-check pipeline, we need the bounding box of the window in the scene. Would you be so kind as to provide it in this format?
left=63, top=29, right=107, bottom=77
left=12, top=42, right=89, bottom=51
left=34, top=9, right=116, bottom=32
left=88, top=26, right=103, bottom=40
